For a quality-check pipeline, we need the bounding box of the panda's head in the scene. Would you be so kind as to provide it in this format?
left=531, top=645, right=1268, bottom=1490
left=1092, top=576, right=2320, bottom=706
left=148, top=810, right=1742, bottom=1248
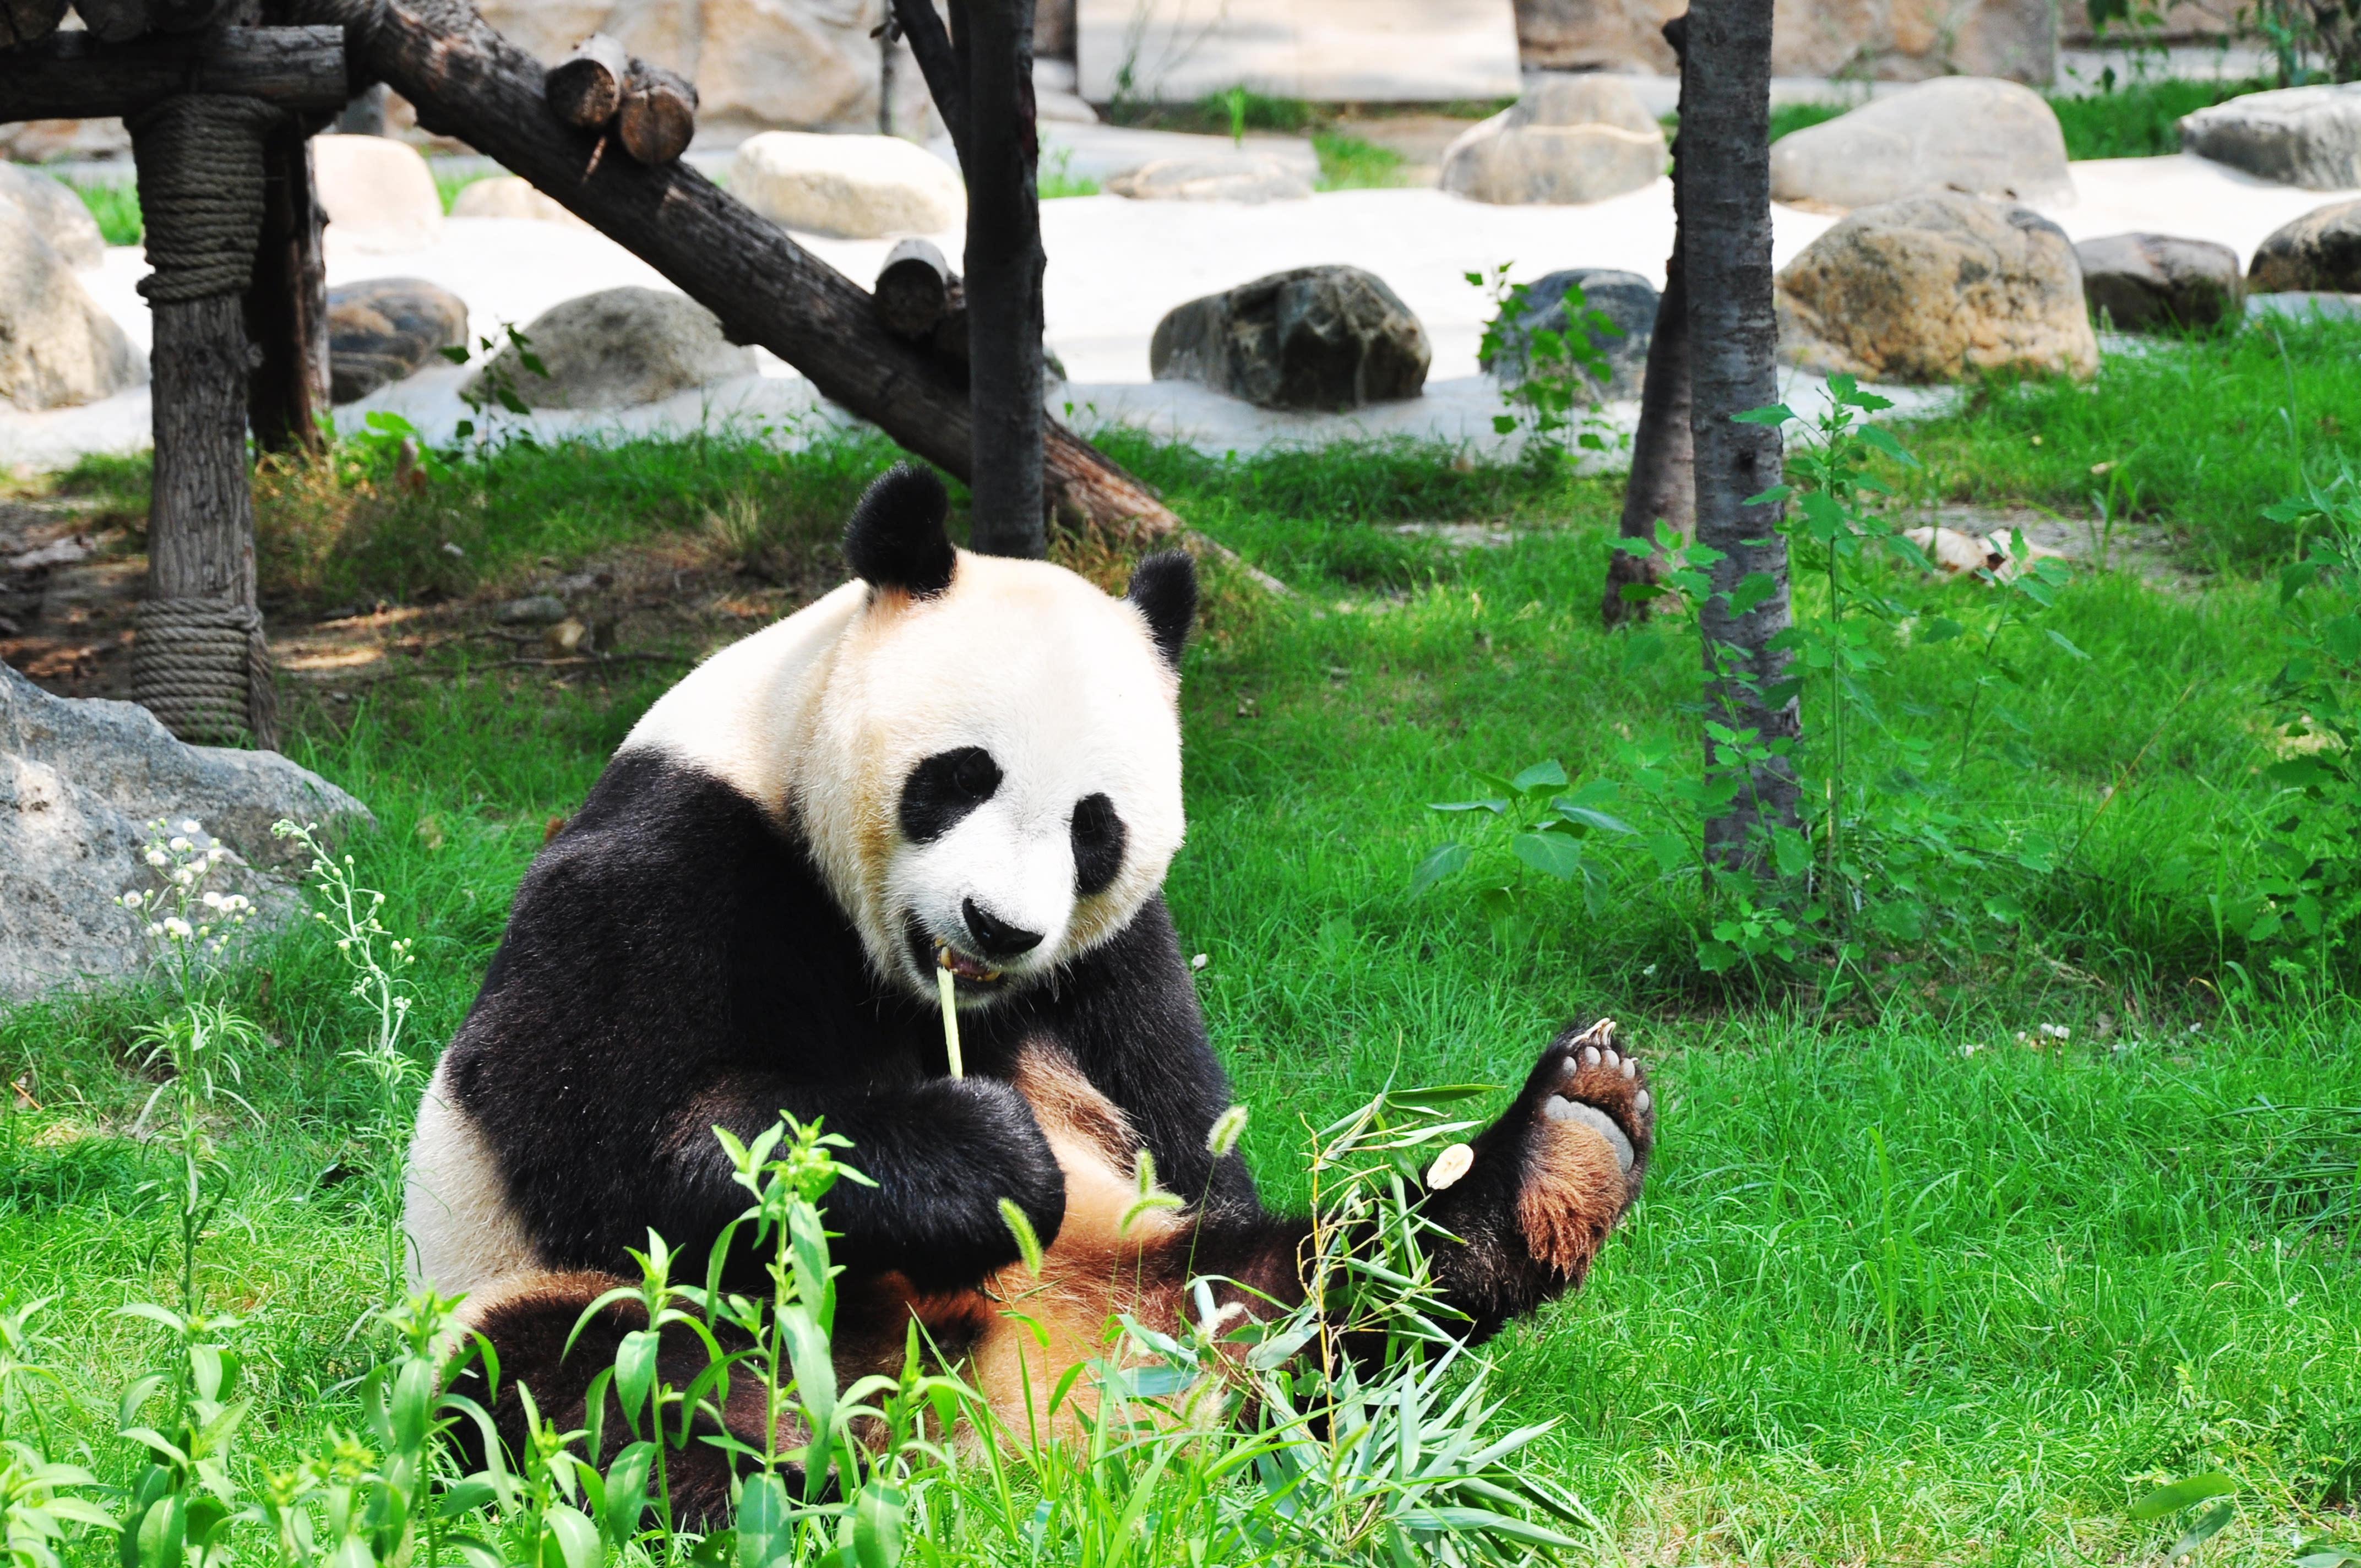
left=795, top=465, right=1196, bottom=1007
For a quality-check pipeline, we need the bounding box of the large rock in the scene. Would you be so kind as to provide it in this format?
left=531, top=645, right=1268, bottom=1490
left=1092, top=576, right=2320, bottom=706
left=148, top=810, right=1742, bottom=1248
left=1775, top=192, right=2098, bottom=384
left=728, top=132, right=965, bottom=239
left=463, top=287, right=756, bottom=411
left=2181, top=84, right=2361, bottom=190
left=1441, top=75, right=1667, bottom=205
left=1515, top=0, right=2055, bottom=83
left=449, top=176, right=589, bottom=227
left=0, top=219, right=143, bottom=411
left=1107, top=155, right=1312, bottom=203
left=2247, top=199, right=2361, bottom=293
left=327, top=277, right=470, bottom=405
left=1769, top=78, right=2071, bottom=210
left=313, top=133, right=444, bottom=253
left=2075, top=232, right=2242, bottom=331
left=0, top=659, right=371, bottom=1001
left=0, top=165, right=105, bottom=269
left=1151, top=266, right=1429, bottom=411
left=1483, top=267, right=1657, bottom=399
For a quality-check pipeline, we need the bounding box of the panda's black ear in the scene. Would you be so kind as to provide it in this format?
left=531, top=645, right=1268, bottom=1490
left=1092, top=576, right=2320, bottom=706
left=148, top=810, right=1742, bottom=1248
left=844, top=464, right=956, bottom=598
left=1125, top=551, right=1196, bottom=670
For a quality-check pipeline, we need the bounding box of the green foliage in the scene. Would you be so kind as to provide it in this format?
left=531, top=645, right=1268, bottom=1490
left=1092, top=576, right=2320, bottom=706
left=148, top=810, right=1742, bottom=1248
left=1310, top=133, right=1406, bottom=190
left=1037, top=148, right=1101, bottom=199
left=1467, top=264, right=1620, bottom=468
left=2048, top=77, right=2264, bottom=157
left=434, top=170, right=491, bottom=215
left=2128, top=1472, right=2239, bottom=1561
left=1904, top=313, right=2361, bottom=565
left=1766, top=101, right=1849, bottom=141
left=1190, top=86, right=1314, bottom=135
left=63, top=179, right=142, bottom=247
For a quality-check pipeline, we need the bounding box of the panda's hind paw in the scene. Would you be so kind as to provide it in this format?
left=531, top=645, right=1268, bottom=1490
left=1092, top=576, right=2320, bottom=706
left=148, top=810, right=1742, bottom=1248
left=1527, top=1017, right=1654, bottom=1182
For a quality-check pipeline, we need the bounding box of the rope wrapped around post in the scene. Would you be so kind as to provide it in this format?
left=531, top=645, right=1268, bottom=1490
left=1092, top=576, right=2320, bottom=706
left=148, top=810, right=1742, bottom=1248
left=126, top=93, right=282, bottom=749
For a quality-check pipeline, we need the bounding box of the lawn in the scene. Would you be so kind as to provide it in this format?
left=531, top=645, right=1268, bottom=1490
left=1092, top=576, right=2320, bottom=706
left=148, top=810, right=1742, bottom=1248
left=6, top=312, right=2360, bottom=1565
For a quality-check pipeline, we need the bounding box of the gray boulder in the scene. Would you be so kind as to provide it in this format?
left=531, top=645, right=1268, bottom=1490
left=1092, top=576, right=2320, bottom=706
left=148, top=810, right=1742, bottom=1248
left=2247, top=199, right=2361, bottom=293
left=1440, top=74, right=1667, bottom=206
left=2075, top=233, right=2242, bottom=331
left=2181, top=84, right=2361, bottom=190
left=0, top=659, right=372, bottom=1000
left=0, top=165, right=105, bottom=269
left=1106, top=155, right=1312, bottom=203
left=1150, top=265, right=1429, bottom=411
left=0, top=218, right=143, bottom=411
left=1482, top=268, right=1657, bottom=399
left=328, top=277, right=470, bottom=405
left=465, top=288, right=757, bottom=411
left=1769, top=78, right=2072, bottom=211
left=1775, top=192, right=2097, bottom=384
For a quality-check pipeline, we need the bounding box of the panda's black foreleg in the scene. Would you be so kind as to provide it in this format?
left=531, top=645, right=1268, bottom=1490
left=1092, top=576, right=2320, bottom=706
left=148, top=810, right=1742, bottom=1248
left=1418, top=1017, right=1653, bottom=1341
left=627, top=1070, right=1071, bottom=1297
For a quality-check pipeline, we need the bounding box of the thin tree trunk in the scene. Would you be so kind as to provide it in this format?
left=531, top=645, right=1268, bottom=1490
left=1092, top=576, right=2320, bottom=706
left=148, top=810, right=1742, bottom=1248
left=149, top=296, right=259, bottom=608
left=961, top=0, right=1046, bottom=558
left=245, top=115, right=328, bottom=454
left=1603, top=10, right=1693, bottom=628
left=1683, top=0, right=1797, bottom=874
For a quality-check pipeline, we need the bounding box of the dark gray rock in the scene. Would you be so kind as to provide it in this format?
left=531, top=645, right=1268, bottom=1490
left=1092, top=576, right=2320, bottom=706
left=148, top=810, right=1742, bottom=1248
left=328, top=276, right=469, bottom=405
left=2248, top=199, right=2361, bottom=294
left=494, top=594, right=568, bottom=625
left=2076, top=233, right=2242, bottom=331
left=2181, top=84, right=2361, bottom=190
left=1, top=659, right=372, bottom=1000
left=1149, top=265, right=1429, bottom=411
left=1482, top=267, right=1656, bottom=399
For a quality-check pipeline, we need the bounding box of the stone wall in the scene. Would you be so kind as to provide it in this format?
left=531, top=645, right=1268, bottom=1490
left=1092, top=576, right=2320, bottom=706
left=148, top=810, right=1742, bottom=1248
left=1515, top=0, right=2058, bottom=84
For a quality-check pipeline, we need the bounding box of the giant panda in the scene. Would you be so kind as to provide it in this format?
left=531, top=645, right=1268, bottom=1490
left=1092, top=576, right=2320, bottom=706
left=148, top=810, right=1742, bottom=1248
left=405, top=465, right=1655, bottom=1519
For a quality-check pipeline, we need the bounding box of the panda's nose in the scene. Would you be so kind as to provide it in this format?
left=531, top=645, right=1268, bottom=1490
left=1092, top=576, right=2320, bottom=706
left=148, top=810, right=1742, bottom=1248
left=961, top=897, right=1044, bottom=960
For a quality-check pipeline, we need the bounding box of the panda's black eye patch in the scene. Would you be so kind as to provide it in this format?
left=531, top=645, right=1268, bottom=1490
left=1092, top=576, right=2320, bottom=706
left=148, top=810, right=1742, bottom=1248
left=1071, top=793, right=1127, bottom=897
left=900, top=748, right=1002, bottom=842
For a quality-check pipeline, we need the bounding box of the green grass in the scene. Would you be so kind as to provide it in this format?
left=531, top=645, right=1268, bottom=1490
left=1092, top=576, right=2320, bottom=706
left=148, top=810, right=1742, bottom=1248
left=1312, top=130, right=1407, bottom=190
left=2049, top=75, right=2264, bottom=159
left=62, top=178, right=141, bottom=247
left=7, top=325, right=2361, bottom=1561
left=433, top=167, right=491, bottom=214
left=1902, top=312, right=2361, bottom=566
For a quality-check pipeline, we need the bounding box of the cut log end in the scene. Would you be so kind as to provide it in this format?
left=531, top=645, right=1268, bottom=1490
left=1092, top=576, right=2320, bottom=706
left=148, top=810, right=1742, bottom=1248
left=545, top=31, right=625, bottom=128
left=617, top=62, right=695, bottom=165
left=874, top=237, right=954, bottom=339
left=0, top=0, right=68, bottom=50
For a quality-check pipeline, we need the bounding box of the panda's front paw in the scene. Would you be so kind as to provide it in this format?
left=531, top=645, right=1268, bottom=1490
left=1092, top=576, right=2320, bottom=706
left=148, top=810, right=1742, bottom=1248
left=1526, top=1017, right=1654, bottom=1189
left=907, top=1076, right=1068, bottom=1271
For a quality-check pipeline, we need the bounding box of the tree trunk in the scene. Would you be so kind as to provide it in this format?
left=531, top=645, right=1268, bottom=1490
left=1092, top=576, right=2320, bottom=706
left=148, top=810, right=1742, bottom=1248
left=1683, top=0, right=1796, bottom=874
left=245, top=114, right=328, bottom=455
left=960, top=0, right=1045, bottom=558
left=286, top=0, right=1179, bottom=540
left=0, top=25, right=347, bottom=117
left=1603, top=10, right=1693, bottom=628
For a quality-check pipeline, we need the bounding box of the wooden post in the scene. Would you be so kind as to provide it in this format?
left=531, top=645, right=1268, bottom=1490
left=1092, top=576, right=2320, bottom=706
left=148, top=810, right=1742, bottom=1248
left=131, top=92, right=285, bottom=748
left=960, top=0, right=1046, bottom=558
left=545, top=32, right=626, bottom=128
left=245, top=111, right=328, bottom=454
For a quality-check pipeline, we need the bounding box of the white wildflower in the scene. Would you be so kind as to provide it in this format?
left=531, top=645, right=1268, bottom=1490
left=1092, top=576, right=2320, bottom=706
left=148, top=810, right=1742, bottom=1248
left=162, top=917, right=192, bottom=941
left=119, top=890, right=144, bottom=910
left=145, top=849, right=167, bottom=868
left=179, top=819, right=200, bottom=835
left=168, top=836, right=192, bottom=853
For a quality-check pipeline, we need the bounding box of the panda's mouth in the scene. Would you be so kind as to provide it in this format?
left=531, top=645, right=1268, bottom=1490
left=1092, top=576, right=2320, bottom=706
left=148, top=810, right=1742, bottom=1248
left=904, top=916, right=1008, bottom=993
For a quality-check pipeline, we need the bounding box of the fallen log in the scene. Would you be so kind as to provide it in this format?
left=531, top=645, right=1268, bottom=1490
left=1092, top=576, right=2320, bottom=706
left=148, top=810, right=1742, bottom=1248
left=70, top=0, right=145, bottom=42
left=616, top=60, right=694, bottom=165
left=0, top=26, right=348, bottom=117
left=287, top=0, right=1178, bottom=540
left=543, top=31, right=625, bottom=128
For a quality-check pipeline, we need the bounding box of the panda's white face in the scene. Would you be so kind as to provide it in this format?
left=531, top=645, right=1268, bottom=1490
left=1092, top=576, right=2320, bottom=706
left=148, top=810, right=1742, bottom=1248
left=796, top=552, right=1185, bottom=1005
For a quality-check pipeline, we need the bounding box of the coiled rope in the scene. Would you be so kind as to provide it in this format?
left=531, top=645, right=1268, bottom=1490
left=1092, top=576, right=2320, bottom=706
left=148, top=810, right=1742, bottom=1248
left=125, top=95, right=282, bottom=749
